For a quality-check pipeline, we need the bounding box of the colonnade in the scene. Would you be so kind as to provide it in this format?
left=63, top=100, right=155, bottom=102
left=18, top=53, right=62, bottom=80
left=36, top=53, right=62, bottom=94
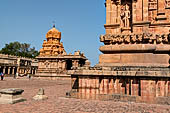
left=0, top=66, right=37, bottom=76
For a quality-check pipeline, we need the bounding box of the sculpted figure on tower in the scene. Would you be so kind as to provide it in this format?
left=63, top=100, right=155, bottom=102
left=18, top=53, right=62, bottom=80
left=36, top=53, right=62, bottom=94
left=121, top=4, right=130, bottom=28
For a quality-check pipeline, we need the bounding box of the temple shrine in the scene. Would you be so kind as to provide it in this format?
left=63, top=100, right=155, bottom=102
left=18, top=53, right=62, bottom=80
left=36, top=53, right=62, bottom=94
left=36, top=25, right=89, bottom=78
left=68, top=0, right=170, bottom=104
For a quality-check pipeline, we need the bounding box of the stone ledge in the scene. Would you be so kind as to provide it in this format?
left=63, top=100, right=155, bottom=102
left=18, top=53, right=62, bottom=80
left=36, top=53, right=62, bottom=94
left=132, top=21, right=151, bottom=25
left=68, top=69, right=170, bottom=77
left=150, top=22, right=170, bottom=26
left=100, top=44, right=170, bottom=53
left=104, top=24, right=120, bottom=28
left=0, top=88, right=24, bottom=95
left=97, top=63, right=169, bottom=68
left=100, top=44, right=157, bottom=52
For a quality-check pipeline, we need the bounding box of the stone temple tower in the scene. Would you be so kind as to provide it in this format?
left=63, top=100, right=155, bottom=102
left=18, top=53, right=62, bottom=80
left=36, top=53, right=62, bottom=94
left=39, top=25, right=66, bottom=56
left=68, top=0, right=170, bottom=104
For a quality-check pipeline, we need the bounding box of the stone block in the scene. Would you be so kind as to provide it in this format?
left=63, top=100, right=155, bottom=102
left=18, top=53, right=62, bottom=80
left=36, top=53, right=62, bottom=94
left=0, top=88, right=26, bottom=104
left=99, top=53, right=169, bottom=67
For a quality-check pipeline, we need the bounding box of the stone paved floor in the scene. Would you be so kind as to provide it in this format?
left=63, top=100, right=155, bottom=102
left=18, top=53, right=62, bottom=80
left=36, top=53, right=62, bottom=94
left=0, top=77, right=169, bottom=113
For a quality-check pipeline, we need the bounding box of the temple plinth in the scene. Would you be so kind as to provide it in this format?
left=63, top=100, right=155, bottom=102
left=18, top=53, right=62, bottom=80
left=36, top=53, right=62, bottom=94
left=68, top=0, right=170, bottom=104
left=36, top=25, right=88, bottom=78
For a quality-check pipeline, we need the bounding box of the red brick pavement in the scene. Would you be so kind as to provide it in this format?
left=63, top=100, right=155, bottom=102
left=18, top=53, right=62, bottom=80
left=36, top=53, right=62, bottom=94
left=0, top=77, right=169, bottom=113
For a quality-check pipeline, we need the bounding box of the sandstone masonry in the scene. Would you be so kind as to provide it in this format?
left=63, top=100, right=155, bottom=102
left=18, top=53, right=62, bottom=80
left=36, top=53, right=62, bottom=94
left=68, top=0, right=170, bottom=104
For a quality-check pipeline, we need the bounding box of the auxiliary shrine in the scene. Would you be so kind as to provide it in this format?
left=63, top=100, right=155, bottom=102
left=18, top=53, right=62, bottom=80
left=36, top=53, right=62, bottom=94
left=36, top=25, right=89, bottom=78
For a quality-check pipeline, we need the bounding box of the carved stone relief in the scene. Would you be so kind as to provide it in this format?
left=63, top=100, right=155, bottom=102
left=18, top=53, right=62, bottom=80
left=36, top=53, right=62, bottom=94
left=121, top=3, right=131, bottom=28
left=148, top=0, right=157, bottom=10
left=100, top=33, right=170, bottom=45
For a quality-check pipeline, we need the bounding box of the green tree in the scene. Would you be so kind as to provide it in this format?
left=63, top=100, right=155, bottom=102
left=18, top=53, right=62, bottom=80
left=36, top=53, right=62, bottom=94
left=0, top=41, right=39, bottom=58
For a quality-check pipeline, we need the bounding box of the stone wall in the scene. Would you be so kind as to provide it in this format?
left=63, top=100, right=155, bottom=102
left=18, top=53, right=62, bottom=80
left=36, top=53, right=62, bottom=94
left=69, top=67, right=170, bottom=104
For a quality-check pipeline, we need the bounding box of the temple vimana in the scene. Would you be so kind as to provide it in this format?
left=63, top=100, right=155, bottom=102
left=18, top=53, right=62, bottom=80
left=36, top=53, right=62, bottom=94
left=67, top=0, right=170, bottom=104
left=35, top=25, right=89, bottom=78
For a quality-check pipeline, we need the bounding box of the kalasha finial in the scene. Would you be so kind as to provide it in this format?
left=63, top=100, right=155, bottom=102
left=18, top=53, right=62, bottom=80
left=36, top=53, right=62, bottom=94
left=52, top=21, right=55, bottom=28
left=53, top=24, right=55, bottom=28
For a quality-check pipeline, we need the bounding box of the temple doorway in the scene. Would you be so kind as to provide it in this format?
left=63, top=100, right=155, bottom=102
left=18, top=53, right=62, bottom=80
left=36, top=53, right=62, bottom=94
left=66, top=60, right=72, bottom=70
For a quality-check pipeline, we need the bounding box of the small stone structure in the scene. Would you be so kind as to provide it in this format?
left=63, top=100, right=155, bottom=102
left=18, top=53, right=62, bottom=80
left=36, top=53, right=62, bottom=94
left=68, top=0, right=170, bottom=104
left=33, top=88, right=48, bottom=100
left=35, top=25, right=89, bottom=78
left=0, top=88, right=25, bottom=104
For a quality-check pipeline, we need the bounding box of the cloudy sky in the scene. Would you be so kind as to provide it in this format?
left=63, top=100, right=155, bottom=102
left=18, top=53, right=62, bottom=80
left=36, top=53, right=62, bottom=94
left=0, top=0, right=106, bottom=65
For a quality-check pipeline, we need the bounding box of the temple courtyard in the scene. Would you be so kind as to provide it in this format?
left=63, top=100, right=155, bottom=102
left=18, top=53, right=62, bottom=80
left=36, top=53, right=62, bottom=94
left=0, top=77, right=169, bottom=113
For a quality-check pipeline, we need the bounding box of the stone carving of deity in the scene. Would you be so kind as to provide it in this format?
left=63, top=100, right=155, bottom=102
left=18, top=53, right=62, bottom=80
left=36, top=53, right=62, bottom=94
left=121, top=4, right=130, bottom=28
left=166, top=0, right=170, bottom=8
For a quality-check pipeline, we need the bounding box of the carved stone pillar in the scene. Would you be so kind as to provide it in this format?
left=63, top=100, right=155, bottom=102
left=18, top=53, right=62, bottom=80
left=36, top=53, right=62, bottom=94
left=168, top=81, right=170, bottom=96
left=99, top=78, right=104, bottom=94
left=132, top=0, right=136, bottom=22
left=112, top=1, right=117, bottom=24
left=8, top=67, right=11, bottom=75
left=106, top=0, right=112, bottom=25
left=157, top=0, right=165, bottom=14
left=114, top=78, right=119, bottom=94
left=126, top=78, right=130, bottom=95
left=143, top=0, right=148, bottom=21
left=58, top=60, right=62, bottom=69
left=104, top=78, right=109, bottom=94
left=78, top=77, right=82, bottom=99
left=91, top=78, right=96, bottom=99
left=61, top=60, right=66, bottom=70
left=117, top=0, right=121, bottom=24
left=56, top=60, right=59, bottom=68
left=95, top=77, right=99, bottom=99
left=32, top=68, right=34, bottom=74
left=34, top=69, right=37, bottom=74
left=81, top=77, right=86, bottom=99
left=109, top=78, right=114, bottom=94
left=12, top=67, right=15, bottom=75
left=120, top=78, right=125, bottom=95
left=156, top=80, right=165, bottom=97
left=3, top=67, right=6, bottom=74
left=165, top=80, right=169, bottom=97
left=131, top=79, right=139, bottom=96
left=86, top=78, right=90, bottom=99
left=17, top=67, right=20, bottom=74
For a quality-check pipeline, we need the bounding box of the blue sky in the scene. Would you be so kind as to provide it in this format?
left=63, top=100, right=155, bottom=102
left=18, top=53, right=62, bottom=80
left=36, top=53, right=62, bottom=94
left=0, top=0, right=106, bottom=66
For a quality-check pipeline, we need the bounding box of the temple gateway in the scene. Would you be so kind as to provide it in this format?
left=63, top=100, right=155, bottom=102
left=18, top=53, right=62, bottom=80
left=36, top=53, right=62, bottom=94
left=35, top=25, right=89, bottom=78
left=68, top=0, right=170, bottom=104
